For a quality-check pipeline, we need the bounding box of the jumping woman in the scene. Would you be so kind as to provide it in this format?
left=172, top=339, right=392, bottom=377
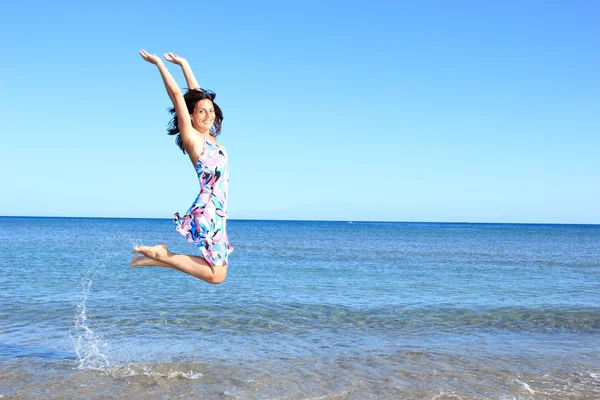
left=131, top=50, right=233, bottom=284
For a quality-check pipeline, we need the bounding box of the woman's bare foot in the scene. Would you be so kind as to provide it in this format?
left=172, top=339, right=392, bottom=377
left=130, top=256, right=160, bottom=267
left=132, top=243, right=170, bottom=260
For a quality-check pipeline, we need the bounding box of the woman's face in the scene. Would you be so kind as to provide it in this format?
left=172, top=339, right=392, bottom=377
left=192, top=99, right=215, bottom=132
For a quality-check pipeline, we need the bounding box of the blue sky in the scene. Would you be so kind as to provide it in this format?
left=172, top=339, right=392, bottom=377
left=1, top=1, right=599, bottom=223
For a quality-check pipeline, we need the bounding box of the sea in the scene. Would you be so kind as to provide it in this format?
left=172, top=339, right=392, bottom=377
left=0, top=216, right=599, bottom=399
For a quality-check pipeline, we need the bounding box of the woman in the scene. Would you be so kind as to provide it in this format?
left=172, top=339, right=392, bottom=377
left=130, top=50, right=233, bottom=284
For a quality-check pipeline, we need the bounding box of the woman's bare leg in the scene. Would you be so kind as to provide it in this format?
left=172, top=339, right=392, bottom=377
left=131, top=244, right=227, bottom=284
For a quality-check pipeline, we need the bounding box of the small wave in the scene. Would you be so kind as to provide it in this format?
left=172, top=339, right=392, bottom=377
left=430, top=392, right=464, bottom=400
left=90, top=364, right=204, bottom=380
left=134, top=304, right=600, bottom=335
left=516, top=379, right=535, bottom=394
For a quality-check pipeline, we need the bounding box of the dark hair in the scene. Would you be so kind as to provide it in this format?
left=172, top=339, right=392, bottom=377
left=167, top=88, right=223, bottom=154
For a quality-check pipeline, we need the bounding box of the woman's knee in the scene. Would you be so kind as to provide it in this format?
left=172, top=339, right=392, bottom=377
left=207, top=267, right=227, bottom=284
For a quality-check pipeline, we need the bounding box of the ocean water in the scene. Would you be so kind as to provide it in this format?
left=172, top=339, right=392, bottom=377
left=0, top=216, right=599, bottom=399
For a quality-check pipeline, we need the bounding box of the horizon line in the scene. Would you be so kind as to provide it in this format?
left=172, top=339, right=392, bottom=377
left=0, top=215, right=598, bottom=226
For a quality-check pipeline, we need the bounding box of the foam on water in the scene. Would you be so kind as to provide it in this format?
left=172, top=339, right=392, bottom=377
left=95, top=364, right=204, bottom=379
left=516, top=379, right=535, bottom=394
left=430, top=392, right=463, bottom=399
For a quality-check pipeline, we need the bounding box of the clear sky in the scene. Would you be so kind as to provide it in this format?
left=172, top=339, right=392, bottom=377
left=1, top=0, right=599, bottom=223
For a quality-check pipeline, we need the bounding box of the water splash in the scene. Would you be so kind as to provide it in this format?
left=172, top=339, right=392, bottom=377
left=74, top=234, right=118, bottom=369
left=73, top=260, right=110, bottom=369
left=73, top=234, right=141, bottom=370
left=128, top=236, right=142, bottom=250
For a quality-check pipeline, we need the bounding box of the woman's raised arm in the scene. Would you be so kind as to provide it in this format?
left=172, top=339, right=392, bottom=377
left=139, top=49, right=196, bottom=153
left=164, top=52, right=200, bottom=90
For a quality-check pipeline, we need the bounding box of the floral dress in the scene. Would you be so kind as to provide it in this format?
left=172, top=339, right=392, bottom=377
left=174, top=136, right=233, bottom=266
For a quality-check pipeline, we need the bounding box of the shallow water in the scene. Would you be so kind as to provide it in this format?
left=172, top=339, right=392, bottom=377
left=1, top=217, right=599, bottom=398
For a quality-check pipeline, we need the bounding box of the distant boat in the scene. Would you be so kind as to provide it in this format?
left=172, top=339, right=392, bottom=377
left=348, top=221, right=353, bottom=224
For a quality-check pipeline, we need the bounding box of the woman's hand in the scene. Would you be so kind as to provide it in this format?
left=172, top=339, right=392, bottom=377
left=164, top=52, right=199, bottom=90
left=139, top=49, right=163, bottom=65
left=163, top=52, right=188, bottom=66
